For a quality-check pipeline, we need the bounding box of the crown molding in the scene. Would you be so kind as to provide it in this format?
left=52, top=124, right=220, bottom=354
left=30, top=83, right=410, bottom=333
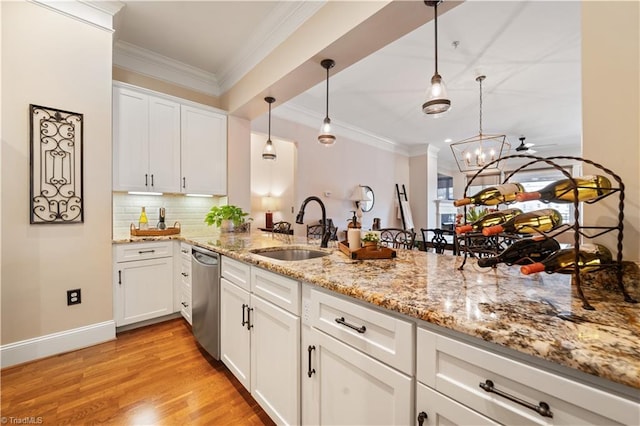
left=30, top=0, right=124, bottom=32
left=113, top=41, right=220, bottom=96
left=217, top=1, right=326, bottom=93
left=274, top=103, right=410, bottom=157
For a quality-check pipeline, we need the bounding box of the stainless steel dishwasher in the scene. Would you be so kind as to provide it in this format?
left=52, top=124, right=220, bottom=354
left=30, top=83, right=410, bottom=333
left=191, top=246, right=220, bottom=360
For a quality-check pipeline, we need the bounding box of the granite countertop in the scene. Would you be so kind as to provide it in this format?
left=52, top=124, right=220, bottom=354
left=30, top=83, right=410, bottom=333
left=114, top=230, right=640, bottom=391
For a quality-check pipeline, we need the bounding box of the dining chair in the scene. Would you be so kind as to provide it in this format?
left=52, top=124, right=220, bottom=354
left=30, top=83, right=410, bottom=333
left=307, top=219, right=338, bottom=241
left=272, top=221, right=292, bottom=234
left=421, top=228, right=450, bottom=254
left=379, top=228, right=416, bottom=250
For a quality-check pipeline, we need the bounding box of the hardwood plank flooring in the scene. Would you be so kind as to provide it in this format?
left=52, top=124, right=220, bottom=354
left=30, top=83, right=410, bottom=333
left=1, top=319, right=275, bottom=425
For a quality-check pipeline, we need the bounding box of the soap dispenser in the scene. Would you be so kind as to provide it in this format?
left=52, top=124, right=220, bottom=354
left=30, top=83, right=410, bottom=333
left=347, top=211, right=362, bottom=250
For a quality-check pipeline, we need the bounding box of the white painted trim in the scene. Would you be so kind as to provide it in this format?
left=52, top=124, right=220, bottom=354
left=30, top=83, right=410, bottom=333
left=30, top=0, right=124, bottom=32
left=217, top=1, right=326, bottom=93
left=113, top=41, right=220, bottom=96
left=0, top=320, right=116, bottom=368
left=274, top=103, right=410, bottom=156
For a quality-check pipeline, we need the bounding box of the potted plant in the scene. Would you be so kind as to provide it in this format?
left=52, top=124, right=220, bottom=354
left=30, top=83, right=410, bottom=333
left=362, top=231, right=380, bottom=250
left=204, top=205, right=252, bottom=233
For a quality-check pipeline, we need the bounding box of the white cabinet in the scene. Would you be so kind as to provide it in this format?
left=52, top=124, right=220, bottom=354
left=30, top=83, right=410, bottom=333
left=113, top=242, right=174, bottom=326
left=416, top=382, right=498, bottom=426
left=113, top=83, right=227, bottom=195
left=180, top=105, right=227, bottom=195
left=177, top=242, right=192, bottom=324
left=302, top=285, right=414, bottom=426
left=220, top=256, right=300, bottom=425
left=113, top=85, right=181, bottom=192
left=416, top=327, right=639, bottom=426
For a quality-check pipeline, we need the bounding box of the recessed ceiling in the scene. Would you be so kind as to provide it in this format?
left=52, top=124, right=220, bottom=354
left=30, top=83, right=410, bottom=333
left=113, top=1, right=582, bottom=170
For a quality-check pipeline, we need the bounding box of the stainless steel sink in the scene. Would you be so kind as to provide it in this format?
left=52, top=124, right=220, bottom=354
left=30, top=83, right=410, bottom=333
left=252, top=248, right=330, bottom=261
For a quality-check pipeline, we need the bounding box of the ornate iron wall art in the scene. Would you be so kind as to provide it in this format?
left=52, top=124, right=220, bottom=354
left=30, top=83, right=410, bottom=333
left=30, top=104, right=84, bottom=224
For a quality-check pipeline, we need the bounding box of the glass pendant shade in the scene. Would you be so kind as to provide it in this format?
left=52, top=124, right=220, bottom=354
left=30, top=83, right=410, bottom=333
left=318, top=117, right=336, bottom=146
left=318, top=59, right=336, bottom=146
left=262, top=139, right=276, bottom=160
left=262, top=96, right=277, bottom=160
left=422, top=73, right=451, bottom=115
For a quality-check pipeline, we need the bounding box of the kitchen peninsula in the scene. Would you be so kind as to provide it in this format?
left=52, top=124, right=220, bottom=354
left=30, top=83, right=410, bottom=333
left=115, top=230, right=640, bottom=394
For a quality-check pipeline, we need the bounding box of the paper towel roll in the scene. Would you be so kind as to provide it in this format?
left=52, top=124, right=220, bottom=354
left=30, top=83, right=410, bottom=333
left=347, top=228, right=361, bottom=250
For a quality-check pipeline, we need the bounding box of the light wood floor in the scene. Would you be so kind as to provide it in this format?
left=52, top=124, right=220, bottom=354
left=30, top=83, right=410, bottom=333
left=1, top=318, right=275, bottom=425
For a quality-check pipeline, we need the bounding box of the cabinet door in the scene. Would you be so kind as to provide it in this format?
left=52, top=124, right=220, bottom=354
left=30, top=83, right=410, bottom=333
left=220, top=278, right=251, bottom=390
left=114, top=257, right=173, bottom=326
left=148, top=96, right=181, bottom=193
left=305, top=328, right=412, bottom=426
left=416, top=382, right=498, bottom=426
left=181, top=105, right=227, bottom=195
left=251, top=295, right=300, bottom=426
left=113, top=86, right=149, bottom=191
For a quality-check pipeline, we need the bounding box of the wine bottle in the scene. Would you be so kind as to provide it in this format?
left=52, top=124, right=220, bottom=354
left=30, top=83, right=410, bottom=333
left=482, top=208, right=562, bottom=236
left=520, top=243, right=612, bottom=275
left=455, top=208, right=523, bottom=234
left=515, top=175, right=612, bottom=203
left=453, top=183, right=525, bottom=207
left=139, top=207, right=149, bottom=230
left=477, top=236, right=560, bottom=268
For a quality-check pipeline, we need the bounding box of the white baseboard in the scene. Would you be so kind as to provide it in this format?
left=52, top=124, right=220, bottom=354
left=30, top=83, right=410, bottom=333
left=1, top=320, right=116, bottom=368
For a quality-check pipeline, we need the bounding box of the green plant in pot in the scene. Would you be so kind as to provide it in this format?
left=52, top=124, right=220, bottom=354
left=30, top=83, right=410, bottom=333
left=205, top=205, right=252, bottom=233
left=362, top=231, right=380, bottom=250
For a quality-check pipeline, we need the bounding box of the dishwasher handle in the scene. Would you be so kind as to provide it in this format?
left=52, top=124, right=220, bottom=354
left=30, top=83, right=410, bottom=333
left=192, top=247, right=219, bottom=266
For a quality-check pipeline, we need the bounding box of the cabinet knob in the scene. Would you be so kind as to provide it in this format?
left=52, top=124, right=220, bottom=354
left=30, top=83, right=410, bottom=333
left=181, top=272, right=189, bottom=277
left=417, top=411, right=428, bottom=426
left=181, top=302, right=188, bottom=307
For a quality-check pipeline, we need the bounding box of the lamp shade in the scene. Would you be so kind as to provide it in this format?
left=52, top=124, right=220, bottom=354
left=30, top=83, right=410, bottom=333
left=262, top=196, right=278, bottom=212
left=350, top=186, right=371, bottom=202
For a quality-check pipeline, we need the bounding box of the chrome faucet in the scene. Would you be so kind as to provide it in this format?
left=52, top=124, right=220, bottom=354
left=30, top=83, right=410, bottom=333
left=295, top=196, right=331, bottom=248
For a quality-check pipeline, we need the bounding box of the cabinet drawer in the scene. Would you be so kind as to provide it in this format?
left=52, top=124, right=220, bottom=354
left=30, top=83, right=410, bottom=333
left=179, top=242, right=191, bottom=259
left=221, top=256, right=250, bottom=291
left=115, top=241, right=173, bottom=262
left=251, top=267, right=300, bottom=315
left=417, top=328, right=638, bottom=425
left=310, top=288, right=414, bottom=375
left=416, top=382, right=498, bottom=426
left=180, top=257, right=191, bottom=289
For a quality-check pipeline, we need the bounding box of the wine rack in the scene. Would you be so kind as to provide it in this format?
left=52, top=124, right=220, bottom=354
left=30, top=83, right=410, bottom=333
left=456, top=154, right=636, bottom=310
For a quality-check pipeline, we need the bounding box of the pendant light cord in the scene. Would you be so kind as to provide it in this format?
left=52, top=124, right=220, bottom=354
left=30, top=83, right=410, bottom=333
left=325, top=66, right=330, bottom=119
left=434, top=2, right=439, bottom=74
left=268, top=101, right=272, bottom=139
left=479, top=78, right=483, bottom=135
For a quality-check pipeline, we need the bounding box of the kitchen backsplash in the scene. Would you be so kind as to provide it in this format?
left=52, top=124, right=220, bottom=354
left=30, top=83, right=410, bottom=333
left=113, top=192, right=224, bottom=237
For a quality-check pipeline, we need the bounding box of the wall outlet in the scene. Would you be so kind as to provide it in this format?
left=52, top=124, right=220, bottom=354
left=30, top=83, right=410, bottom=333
left=67, top=289, right=81, bottom=305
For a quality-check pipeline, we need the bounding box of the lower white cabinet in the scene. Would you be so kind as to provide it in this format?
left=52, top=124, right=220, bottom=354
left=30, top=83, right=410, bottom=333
left=220, top=257, right=301, bottom=425
left=416, top=382, right=498, bottom=426
left=416, top=327, right=639, bottom=426
left=113, top=242, right=173, bottom=326
left=302, top=326, right=412, bottom=426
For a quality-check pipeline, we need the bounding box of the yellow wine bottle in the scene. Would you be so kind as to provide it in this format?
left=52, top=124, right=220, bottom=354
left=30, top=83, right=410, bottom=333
left=138, top=207, right=149, bottom=230
left=455, top=208, right=523, bottom=234
left=515, top=175, right=611, bottom=203
left=520, top=243, right=612, bottom=275
left=453, top=183, right=524, bottom=207
left=482, top=208, right=562, bottom=236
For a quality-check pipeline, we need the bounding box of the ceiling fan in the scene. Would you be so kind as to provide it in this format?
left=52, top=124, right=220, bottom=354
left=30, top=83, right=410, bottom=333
left=515, top=136, right=536, bottom=154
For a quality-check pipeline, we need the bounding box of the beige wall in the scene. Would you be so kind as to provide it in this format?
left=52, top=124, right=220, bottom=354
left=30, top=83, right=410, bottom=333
left=582, top=1, right=639, bottom=261
left=227, top=116, right=252, bottom=212
left=1, top=2, right=114, bottom=343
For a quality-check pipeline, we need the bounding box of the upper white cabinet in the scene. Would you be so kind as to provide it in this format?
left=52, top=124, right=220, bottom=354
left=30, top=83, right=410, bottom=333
left=113, top=83, right=227, bottom=195
left=113, top=86, right=181, bottom=192
left=181, top=105, right=227, bottom=195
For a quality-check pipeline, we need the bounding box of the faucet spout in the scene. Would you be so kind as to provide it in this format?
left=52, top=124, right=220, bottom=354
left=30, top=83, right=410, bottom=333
left=296, top=196, right=331, bottom=248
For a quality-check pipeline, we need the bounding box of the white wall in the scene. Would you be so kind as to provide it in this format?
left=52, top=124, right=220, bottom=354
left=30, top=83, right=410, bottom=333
left=250, top=134, right=296, bottom=227
left=253, top=114, right=409, bottom=235
left=1, top=2, right=114, bottom=344
left=582, top=1, right=639, bottom=261
left=227, top=116, right=252, bottom=212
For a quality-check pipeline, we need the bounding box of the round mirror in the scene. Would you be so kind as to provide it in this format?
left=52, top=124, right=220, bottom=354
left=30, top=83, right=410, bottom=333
left=358, top=185, right=374, bottom=212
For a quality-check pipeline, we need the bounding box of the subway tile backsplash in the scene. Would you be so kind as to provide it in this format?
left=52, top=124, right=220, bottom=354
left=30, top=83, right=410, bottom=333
left=113, top=192, right=224, bottom=237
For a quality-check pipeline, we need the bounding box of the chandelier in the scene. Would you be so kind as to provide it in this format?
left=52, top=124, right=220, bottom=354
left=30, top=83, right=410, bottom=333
left=450, top=75, right=510, bottom=172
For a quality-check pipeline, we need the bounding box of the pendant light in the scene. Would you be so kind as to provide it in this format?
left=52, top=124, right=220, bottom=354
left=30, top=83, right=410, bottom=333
left=449, top=75, right=509, bottom=172
left=422, top=1, right=451, bottom=116
left=262, top=96, right=276, bottom=160
left=318, top=59, right=336, bottom=146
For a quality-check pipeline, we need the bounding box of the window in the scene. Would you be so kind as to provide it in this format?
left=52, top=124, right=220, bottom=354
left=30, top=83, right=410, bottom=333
left=437, top=174, right=454, bottom=200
